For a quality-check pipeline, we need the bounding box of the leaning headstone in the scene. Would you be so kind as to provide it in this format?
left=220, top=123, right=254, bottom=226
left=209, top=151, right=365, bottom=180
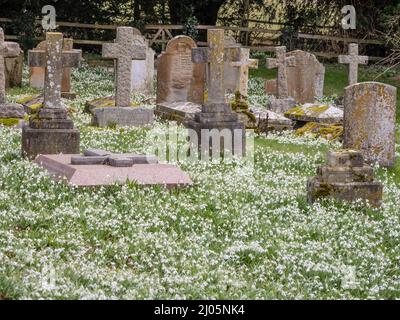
left=91, top=26, right=154, bottom=127
left=286, top=50, right=325, bottom=104
left=22, top=32, right=82, bottom=159
left=339, top=43, right=368, bottom=86
left=0, top=27, right=26, bottom=127
left=266, top=50, right=325, bottom=105
left=343, top=82, right=397, bottom=167
left=308, top=149, right=383, bottom=207
left=131, top=34, right=155, bottom=95
left=155, top=35, right=205, bottom=123
left=266, top=46, right=297, bottom=113
left=189, top=29, right=246, bottom=157
left=29, top=38, right=78, bottom=99
left=5, top=51, right=24, bottom=88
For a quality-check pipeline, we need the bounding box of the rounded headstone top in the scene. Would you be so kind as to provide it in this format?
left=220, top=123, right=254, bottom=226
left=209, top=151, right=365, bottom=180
left=166, top=35, right=197, bottom=52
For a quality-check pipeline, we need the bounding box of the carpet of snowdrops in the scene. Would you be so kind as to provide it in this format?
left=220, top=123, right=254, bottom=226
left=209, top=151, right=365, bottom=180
left=0, top=63, right=400, bottom=300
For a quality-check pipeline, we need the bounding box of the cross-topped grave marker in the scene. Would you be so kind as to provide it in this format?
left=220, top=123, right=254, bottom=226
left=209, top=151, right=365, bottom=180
left=266, top=46, right=296, bottom=99
left=192, top=29, right=226, bottom=104
left=339, top=43, right=368, bottom=85
left=103, top=27, right=146, bottom=108
left=230, top=48, right=258, bottom=98
left=23, top=32, right=82, bottom=159
left=0, top=27, right=21, bottom=104
left=29, top=32, right=82, bottom=111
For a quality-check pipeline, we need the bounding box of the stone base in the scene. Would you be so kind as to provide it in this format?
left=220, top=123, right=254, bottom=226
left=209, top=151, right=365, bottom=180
left=155, top=102, right=201, bottom=125
left=22, top=126, right=80, bottom=160
left=91, top=107, right=154, bottom=127
left=267, top=97, right=297, bottom=114
left=307, top=177, right=383, bottom=207
left=34, top=154, right=193, bottom=188
left=187, top=114, right=246, bottom=158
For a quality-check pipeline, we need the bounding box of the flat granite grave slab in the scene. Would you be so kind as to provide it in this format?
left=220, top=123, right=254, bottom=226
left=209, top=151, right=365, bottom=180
left=34, top=154, right=193, bottom=188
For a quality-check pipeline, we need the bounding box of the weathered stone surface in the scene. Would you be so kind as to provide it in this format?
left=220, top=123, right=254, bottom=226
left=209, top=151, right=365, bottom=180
left=267, top=96, right=297, bottom=114
left=188, top=29, right=246, bottom=156
left=22, top=126, right=80, bottom=160
left=155, top=101, right=201, bottom=124
left=266, top=46, right=296, bottom=99
left=28, top=33, right=82, bottom=109
left=250, top=106, right=293, bottom=133
left=0, top=27, right=22, bottom=104
left=91, top=106, right=154, bottom=127
left=343, top=82, right=397, bottom=167
left=131, top=34, right=155, bottom=95
left=307, top=149, right=383, bottom=207
left=285, top=103, right=343, bottom=124
left=29, top=118, right=74, bottom=129
left=264, top=79, right=277, bottom=95
left=34, top=154, right=193, bottom=188
left=266, top=50, right=325, bottom=103
left=5, top=51, right=24, bottom=88
left=229, top=48, right=258, bottom=98
left=103, top=26, right=146, bottom=108
left=81, top=149, right=158, bottom=164
left=338, top=43, right=368, bottom=86
left=0, top=103, right=25, bottom=118
left=295, top=122, right=343, bottom=141
left=157, top=35, right=205, bottom=105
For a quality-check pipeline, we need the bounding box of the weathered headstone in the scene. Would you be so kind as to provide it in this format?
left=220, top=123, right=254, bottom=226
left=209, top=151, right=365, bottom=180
left=5, top=51, right=24, bottom=88
left=224, top=36, right=242, bottom=94
left=286, top=50, right=325, bottom=104
left=131, top=34, right=155, bottom=95
left=230, top=48, right=258, bottom=99
left=189, top=29, right=246, bottom=157
left=91, top=26, right=154, bottom=127
left=29, top=38, right=78, bottom=99
left=155, top=35, right=205, bottom=123
left=0, top=27, right=26, bottom=126
left=308, top=149, right=383, bottom=207
left=266, top=46, right=297, bottom=113
left=343, top=82, right=397, bottom=167
left=339, top=43, right=368, bottom=86
left=266, top=50, right=325, bottom=105
left=22, top=32, right=82, bottom=159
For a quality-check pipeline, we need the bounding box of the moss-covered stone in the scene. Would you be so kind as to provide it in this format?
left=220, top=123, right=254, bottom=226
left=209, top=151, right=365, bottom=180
left=0, top=118, right=20, bottom=127
left=296, top=122, right=343, bottom=141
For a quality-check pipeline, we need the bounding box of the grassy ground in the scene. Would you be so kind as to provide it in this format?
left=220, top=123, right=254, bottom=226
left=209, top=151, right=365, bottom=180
left=0, top=62, right=399, bottom=299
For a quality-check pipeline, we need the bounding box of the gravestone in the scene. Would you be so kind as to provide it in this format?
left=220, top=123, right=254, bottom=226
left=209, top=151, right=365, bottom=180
left=5, top=51, right=24, bottom=88
left=131, top=34, right=155, bottom=95
left=0, top=27, right=26, bottom=126
left=266, top=46, right=297, bottom=113
left=155, top=35, right=205, bottom=122
left=29, top=38, right=78, bottom=99
left=265, top=50, right=325, bottom=105
left=22, top=32, right=82, bottom=159
left=188, top=29, right=246, bottom=157
left=339, top=43, right=368, bottom=86
left=224, top=36, right=241, bottom=94
left=308, top=149, right=383, bottom=207
left=91, top=26, right=154, bottom=127
left=230, top=48, right=258, bottom=99
left=343, top=82, right=397, bottom=167
left=34, top=150, right=193, bottom=188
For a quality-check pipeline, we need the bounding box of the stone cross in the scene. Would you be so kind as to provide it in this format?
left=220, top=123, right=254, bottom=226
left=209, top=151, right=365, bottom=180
left=192, top=29, right=226, bottom=104
left=266, top=46, right=296, bottom=99
left=339, top=43, right=368, bottom=85
left=0, top=27, right=21, bottom=104
left=71, top=149, right=158, bottom=167
left=103, top=27, right=146, bottom=108
left=230, top=48, right=258, bottom=98
left=28, top=32, right=82, bottom=109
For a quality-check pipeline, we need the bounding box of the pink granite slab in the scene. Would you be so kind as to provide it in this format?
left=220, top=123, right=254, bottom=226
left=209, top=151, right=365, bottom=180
left=34, top=154, right=193, bottom=188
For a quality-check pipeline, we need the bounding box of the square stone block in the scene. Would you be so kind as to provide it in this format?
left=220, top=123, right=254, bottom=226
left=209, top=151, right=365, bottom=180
left=29, top=119, right=74, bottom=129
left=91, top=107, right=154, bottom=127
left=22, top=126, right=80, bottom=160
left=327, top=150, right=364, bottom=168
left=317, top=165, right=374, bottom=184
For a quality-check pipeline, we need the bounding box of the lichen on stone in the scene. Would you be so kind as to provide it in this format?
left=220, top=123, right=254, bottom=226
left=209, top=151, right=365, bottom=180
left=296, top=122, right=343, bottom=141
left=0, top=118, right=20, bottom=127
